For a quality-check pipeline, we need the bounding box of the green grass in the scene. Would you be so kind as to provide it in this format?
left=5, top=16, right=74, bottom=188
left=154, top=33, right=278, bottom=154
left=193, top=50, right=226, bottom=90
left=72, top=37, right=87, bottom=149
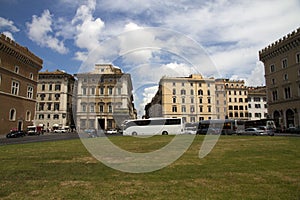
left=0, top=135, right=299, bottom=199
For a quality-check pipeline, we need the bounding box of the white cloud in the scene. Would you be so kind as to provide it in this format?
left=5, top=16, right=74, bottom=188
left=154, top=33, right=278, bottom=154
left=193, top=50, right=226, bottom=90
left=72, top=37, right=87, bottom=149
left=0, top=17, right=19, bottom=32
left=71, top=0, right=104, bottom=51
left=26, top=10, right=68, bottom=54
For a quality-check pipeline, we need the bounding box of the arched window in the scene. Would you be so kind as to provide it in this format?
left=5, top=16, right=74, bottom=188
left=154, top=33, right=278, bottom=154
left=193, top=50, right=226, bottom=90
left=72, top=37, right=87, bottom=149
left=9, top=108, right=16, bottom=121
left=198, top=89, right=203, bottom=95
left=26, top=111, right=31, bottom=121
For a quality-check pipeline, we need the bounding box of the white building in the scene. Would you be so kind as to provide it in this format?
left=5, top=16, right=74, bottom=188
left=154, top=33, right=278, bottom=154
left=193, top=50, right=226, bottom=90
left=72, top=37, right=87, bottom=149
left=35, top=70, right=75, bottom=130
left=247, top=86, right=268, bottom=120
left=74, top=64, right=136, bottom=131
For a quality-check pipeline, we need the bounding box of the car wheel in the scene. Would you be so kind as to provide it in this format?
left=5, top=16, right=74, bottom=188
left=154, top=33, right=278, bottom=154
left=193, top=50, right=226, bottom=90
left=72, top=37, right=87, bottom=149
left=162, top=131, right=168, bottom=135
left=132, top=132, right=137, bottom=136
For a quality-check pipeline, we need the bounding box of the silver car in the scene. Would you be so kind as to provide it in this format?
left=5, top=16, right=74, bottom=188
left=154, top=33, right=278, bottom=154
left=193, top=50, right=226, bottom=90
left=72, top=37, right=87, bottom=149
left=240, top=128, right=266, bottom=136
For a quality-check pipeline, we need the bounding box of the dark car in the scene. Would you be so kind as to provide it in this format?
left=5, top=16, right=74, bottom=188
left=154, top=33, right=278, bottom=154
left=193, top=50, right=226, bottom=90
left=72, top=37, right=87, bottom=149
left=6, top=130, right=26, bottom=138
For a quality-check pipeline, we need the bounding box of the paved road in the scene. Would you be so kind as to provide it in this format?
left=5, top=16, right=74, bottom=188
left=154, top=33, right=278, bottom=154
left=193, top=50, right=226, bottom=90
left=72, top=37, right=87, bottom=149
left=0, top=132, right=299, bottom=146
left=0, top=132, right=80, bottom=146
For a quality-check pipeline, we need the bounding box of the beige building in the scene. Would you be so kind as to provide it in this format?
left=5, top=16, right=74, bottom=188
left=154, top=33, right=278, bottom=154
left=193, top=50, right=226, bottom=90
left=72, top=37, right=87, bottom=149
left=145, top=74, right=217, bottom=123
left=259, top=27, right=300, bottom=129
left=215, top=79, right=227, bottom=119
left=247, top=86, right=268, bottom=120
left=224, top=79, right=249, bottom=120
left=0, top=34, right=43, bottom=135
left=75, top=64, right=136, bottom=131
left=35, top=70, right=75, bottom=130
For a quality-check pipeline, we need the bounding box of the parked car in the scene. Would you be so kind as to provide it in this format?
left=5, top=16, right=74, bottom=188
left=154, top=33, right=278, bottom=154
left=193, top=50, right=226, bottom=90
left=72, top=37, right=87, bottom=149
left=6, top=130, right=26, bottom=138
left=239, top=128, right=266, bottom=136
left=258, top=126, right=275, bottom=136
left=54, top=129, right=66, bottom=133
left=184, top=127, right=197, bottom=134
left=286, top=127, right=300, bottom=134
left=106, top=129, right=118, bottom=134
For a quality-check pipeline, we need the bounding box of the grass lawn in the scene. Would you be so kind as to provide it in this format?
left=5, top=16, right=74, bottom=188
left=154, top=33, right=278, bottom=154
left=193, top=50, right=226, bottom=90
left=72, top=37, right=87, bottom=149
left=0, top=135, right=299, bottom=199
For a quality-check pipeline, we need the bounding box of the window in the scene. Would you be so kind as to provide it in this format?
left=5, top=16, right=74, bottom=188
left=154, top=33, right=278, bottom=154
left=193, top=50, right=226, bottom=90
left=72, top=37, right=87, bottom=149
left=272, top=78, right=275, bottom=85
left=207, top=98, right=211, bottom=104
left=272, top=90, right=278, bottom=101
left=0, top=74, right=1, bottom=86
left=108, top=105, right=113, bottom=113
left=27, top=86, right=33, bottom=99
left=255, top=104, right=261, bottom=108
left=234, top=106, right=238, bottom=110
left=248, top=104, right=251, bottom=108
left=15, top=66, right=19, bottom=73
left=82, top=87, right=87, bottom=95
left=199, top=97, right=203, bottom=104
left=239, top=106, right=243, bottom=110
left=198, top=89, right=203, bottom=95
left=239, top=98, right=243, bottom=102
left=190, top=105, right=195, bottom=113
left=55, top=94, right=60, bottom=100
left=296, top=52, right=300, bottom=63
left=82, top=104, right=87, bottom=112
left=30, top=73, right=33, bottom=80
left=181, top=106, right=186, bottom=113
left=199, top=106, right=203, bottom=112
left=100, top=87, right=104, bottom=95
left=229, top=105, right=233, bottom=110
left=42, top=84, right=45, bottom=91
left=54, top=103, right=60, bottom=111
left=182, top=82, right=185, bottom=86
left=39, top=103, right=44, bottom=111
left=173, top=82, right=176, bottom=86
left=54, top=114, right=59, bottom=119
left=190, top=90, right=194, bottom=95
left=173, top=89, right=176, bottom=95
left=181, top=89, right=186, bottom=95
left=270, top=64, right=275, bottom=72
left=282, top=58, right=288, bottom=68
left=191, top=97, right=194, bottom=104
left=207, top=90, right=210, bottom=96
left=47, top=114, right=51, bottom=119
left=284, top=87, right=291, bottom=99
left=172, top=97, right=176, bottom=103
left=11, top=81, right=19, bottom=95
left=26, top=111, right=31, bottom=121
left=99, top=105, right=104, bottom=112
left=91, top=87, right=95, bottom=95
left=47, top=103, right=52, bottom=110
left=90, top=104, right=95, bottom=112
left=117, top=88, right=121, bottom=95
left=284, top=74, right=288, bottom=81
left=9, top=108, right=16, bottom=121
left=108, top=87, right=113, bottom=95
left=49, top=84, right=52, bottom=91
left=55, top=84, right=61, bottom=91
left=207, top=106, right=211, bottom=113
left=254, top=97, right=260, bottom=102
left=172, top=105, right=177, bottom=112
left=38, top=114, right=44, bottom=119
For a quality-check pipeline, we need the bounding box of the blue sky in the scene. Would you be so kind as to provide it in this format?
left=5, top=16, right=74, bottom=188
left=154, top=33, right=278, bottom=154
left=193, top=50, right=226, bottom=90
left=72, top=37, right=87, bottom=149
left=1, top=0, right=300, bottom=116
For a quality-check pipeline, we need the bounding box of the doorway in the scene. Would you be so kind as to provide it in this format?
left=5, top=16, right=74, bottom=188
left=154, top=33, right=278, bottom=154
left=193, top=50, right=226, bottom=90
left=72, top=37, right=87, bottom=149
left=18, top=120, right=23, bottom=131
left=98, top=118, right=105, bottom=130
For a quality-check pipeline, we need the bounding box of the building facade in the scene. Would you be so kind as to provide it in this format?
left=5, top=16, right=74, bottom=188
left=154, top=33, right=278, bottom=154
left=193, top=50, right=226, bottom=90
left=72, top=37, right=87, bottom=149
left=145, top=74, right=217, bottom=123
left=215, top=79, right=227, bottom=119
left=224, top=79, right=249, bottom=120
left=247, top=86, right=268, bottom=120
left=75, top=64, right=136, bottom=131
left=35, top=70, right=75, bottom=130
left=0, top=34, right=43, bottom=135
left=259, top=27, right=300, bottom=129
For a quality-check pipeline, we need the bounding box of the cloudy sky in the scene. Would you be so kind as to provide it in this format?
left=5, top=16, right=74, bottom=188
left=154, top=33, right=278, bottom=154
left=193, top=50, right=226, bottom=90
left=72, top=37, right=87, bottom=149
left=1, top=0, right=299, bottom=116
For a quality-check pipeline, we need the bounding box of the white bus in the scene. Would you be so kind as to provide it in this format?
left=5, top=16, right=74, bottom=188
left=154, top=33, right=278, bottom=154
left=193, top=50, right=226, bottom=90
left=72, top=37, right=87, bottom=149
left=123, top=118, right=183, bottom=136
